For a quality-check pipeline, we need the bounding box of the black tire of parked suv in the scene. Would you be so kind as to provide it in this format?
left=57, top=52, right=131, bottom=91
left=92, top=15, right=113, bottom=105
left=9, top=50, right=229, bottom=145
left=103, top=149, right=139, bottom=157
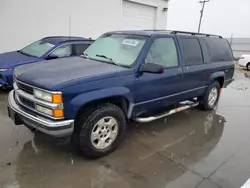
left=247, top=62, right=250, bottom=71
left=199, top=81, right=221, bottom=111
left=71, top=103, right=126, bottom=159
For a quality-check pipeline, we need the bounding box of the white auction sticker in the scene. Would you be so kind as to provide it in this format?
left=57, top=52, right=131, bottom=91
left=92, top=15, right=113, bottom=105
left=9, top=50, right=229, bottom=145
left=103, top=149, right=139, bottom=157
left=46, top=43, right=55, bottom=48
left=122, top=39, right=139, bottom=46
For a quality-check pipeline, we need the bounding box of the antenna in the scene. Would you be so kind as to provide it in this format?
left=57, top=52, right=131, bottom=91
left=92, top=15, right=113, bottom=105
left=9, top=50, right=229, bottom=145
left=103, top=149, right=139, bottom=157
left=229, top=33, right=233, bottom=46
left=198, top=0, right=210, bottom=33
left=68, top=15, right=71, bottom=40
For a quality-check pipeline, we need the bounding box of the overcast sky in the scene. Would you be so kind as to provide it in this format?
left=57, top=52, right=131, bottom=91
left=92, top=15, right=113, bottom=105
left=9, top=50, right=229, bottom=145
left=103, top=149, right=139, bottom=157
left=167, top=0, right=250, bottom=38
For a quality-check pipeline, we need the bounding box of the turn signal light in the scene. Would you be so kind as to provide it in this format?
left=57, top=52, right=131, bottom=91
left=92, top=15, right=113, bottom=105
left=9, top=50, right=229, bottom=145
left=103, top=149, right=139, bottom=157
left=52, top=94, right=63, bottom=104
left=53, top=109, right=64, bottom=118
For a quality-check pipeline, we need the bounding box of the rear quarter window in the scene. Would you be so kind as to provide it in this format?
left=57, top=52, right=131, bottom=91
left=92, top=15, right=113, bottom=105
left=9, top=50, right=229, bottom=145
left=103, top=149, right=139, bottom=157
left=180, top=37, right=203, bottom=66
left=205, top=38, right=234, bottom=62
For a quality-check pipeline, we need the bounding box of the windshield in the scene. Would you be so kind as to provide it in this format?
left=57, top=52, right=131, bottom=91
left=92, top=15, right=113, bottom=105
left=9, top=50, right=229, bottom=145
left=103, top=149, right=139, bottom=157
left=84, top=34, right=147, bottom=67
left=20, top=40, right=55, bottom=57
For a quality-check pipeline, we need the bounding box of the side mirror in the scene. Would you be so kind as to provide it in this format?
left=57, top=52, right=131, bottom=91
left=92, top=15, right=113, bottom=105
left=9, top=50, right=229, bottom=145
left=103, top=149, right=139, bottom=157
left=46, top=54, right=58, bottom=60
left=140, top=63, right=164, bottom=74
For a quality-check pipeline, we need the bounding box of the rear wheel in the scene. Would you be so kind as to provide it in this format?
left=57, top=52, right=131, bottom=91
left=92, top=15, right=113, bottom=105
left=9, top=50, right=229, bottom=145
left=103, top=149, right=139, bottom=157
left=199, top=81, right=221, bottom=111
left=71, top=103, right=126, bottom=158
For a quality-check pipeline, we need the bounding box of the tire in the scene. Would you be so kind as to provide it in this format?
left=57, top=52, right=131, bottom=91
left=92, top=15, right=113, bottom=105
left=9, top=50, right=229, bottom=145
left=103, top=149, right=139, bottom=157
left=199, top=81, right=221, bottom=111
left=247, top=63, right=250, bottom=71
left=71, top=103, right=126, bottom=159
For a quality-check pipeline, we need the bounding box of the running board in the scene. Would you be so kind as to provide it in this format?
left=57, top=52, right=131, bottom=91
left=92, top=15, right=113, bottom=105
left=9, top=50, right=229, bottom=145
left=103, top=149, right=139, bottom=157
left=134, top=102, right=199, bottom=123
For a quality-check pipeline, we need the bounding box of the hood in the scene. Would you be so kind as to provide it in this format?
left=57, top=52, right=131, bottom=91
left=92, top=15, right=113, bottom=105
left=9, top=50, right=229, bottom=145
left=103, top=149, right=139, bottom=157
left=14, top=57, right=133, bottom=90
left=0, top=51, right=39, bottom=68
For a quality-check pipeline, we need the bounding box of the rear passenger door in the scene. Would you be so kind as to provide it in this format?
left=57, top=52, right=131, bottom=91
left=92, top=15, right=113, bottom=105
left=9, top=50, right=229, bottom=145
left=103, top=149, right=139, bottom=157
left=178, top=36, right=207, bottom=98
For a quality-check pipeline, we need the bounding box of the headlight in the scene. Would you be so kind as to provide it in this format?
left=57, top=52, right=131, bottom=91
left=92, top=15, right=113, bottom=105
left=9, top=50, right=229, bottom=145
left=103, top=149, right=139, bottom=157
left=33, top=89, right=63, bottom=104
left=34, top=89, right=52, bottom=102
left=36, top=105, right=64, bottom=118
left=0, top=68, right=12, bottom=72
left=36, top=105, right=53, bottom=116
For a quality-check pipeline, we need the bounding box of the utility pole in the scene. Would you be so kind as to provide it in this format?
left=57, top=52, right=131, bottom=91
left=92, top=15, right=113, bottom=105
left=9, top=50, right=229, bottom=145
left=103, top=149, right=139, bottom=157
left=198, top=0, right=210, bottom=33
left=229, top=33, right=233, bottom=46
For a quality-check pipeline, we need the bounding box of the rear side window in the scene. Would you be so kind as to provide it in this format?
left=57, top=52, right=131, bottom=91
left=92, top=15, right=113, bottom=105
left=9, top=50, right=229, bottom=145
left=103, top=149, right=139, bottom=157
left=205, top=38, right=234, bottom=62
left=180, top=38, right=203, bottom=66
left=73, top=43, right=91, bottom=56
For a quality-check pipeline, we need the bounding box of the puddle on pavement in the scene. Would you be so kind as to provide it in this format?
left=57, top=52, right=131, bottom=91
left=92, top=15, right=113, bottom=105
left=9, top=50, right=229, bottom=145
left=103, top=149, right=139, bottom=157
left=0, top=109, right=225, bottom=188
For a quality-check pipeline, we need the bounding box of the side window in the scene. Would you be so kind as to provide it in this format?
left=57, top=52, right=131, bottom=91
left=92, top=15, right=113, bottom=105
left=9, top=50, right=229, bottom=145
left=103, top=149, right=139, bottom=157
left=205, top=38, right=234, bottom=62
left=145, top=38, right=179, bottom=68
left=73, top=43, right=91, bottom=56
left=180, top=38, right=203, bottom=66
left=52, top=44, right=72, bottom=58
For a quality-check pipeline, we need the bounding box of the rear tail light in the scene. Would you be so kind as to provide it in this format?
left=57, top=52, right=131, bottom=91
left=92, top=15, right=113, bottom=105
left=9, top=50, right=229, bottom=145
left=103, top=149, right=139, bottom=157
left=240, top=56, right=245, bottom=59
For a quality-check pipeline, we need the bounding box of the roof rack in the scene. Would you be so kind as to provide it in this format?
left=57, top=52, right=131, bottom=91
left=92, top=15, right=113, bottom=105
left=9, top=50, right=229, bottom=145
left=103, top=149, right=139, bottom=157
left=171, top=30, right=223, bottom=38
left=143, top=30, right=223, bottom=38
left=144, top=29, right=171, bottom=31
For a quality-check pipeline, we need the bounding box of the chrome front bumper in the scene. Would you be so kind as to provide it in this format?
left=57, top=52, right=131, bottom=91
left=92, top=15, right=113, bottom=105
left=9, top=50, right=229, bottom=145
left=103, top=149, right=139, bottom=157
left=8, top=90, right=74, bottom=137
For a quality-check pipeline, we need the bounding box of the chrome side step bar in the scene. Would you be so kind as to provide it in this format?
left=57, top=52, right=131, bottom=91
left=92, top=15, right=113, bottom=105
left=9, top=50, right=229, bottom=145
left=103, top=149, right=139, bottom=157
left=134, top=101, right=200, bottom=123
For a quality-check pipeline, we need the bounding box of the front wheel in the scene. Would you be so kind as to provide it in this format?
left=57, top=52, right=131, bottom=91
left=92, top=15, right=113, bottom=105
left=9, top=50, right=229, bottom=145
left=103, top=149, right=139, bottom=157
left=199, top=81, right=221, bottom=111
left=72, top=103, right=126, bottom=159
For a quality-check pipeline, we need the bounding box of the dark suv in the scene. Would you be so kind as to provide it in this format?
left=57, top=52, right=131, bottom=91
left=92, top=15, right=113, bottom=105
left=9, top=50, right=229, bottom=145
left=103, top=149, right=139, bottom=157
left=8, top=30, right=235, bottom=158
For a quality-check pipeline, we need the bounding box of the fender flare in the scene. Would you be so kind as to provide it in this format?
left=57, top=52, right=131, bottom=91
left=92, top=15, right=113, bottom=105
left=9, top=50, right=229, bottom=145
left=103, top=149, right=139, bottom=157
left=210, top=71, right=225, bottom=84
left=69, top=87, right=134, bottom=118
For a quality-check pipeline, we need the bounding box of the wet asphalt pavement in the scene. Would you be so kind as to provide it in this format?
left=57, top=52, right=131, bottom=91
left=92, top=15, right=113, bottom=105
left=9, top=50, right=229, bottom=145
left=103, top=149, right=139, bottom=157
left=0, top=70, right=250, bottom=188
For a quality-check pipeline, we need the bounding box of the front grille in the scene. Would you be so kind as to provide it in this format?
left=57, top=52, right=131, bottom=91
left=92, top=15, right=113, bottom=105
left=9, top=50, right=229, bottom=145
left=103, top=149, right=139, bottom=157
left=19, top=96, right=35, bottom=109
left=16, top=81, right=33, bottom=94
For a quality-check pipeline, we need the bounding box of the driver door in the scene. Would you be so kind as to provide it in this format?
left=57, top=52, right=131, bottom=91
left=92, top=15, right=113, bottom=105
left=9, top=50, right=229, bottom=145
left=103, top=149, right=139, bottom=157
left=133, top=37, right=184, bottom=115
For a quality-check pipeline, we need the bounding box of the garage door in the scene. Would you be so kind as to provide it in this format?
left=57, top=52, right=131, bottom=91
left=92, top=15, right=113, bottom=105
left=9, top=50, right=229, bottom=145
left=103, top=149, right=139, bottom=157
left=122, top=1, right=156, bottom=30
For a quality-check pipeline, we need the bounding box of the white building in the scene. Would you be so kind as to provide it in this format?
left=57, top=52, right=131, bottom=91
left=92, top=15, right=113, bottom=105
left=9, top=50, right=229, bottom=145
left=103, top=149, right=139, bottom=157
left=0, top=0, right=169, bottom=52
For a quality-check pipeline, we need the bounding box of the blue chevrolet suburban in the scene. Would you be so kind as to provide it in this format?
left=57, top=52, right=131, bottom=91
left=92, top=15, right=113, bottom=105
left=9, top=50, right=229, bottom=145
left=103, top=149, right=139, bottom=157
left=7, top=30, right=235, bottom=158
left=0, top=36, right=93, bottom=89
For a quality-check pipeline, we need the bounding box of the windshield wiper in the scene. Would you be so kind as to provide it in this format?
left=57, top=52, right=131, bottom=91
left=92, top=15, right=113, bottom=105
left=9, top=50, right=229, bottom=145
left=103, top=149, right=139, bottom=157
left=81, top=52, right=89, bottom=59
left=96, top=54, right=120, bottom=66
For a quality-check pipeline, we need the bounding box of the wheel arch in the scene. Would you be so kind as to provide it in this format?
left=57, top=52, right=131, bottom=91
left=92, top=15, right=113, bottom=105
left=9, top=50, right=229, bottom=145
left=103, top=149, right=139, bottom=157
left=74, top=96, right=130, bottom=123
left=210, top=72, right=225, bottom=88
left=69, top=87, right=134, bottom=121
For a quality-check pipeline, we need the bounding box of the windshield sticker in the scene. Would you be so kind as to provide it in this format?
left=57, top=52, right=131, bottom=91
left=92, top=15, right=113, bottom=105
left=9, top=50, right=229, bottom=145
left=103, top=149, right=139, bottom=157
left=46, top=43, right=55, bottom=48
left=122, top=39, right=139, bottom=46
